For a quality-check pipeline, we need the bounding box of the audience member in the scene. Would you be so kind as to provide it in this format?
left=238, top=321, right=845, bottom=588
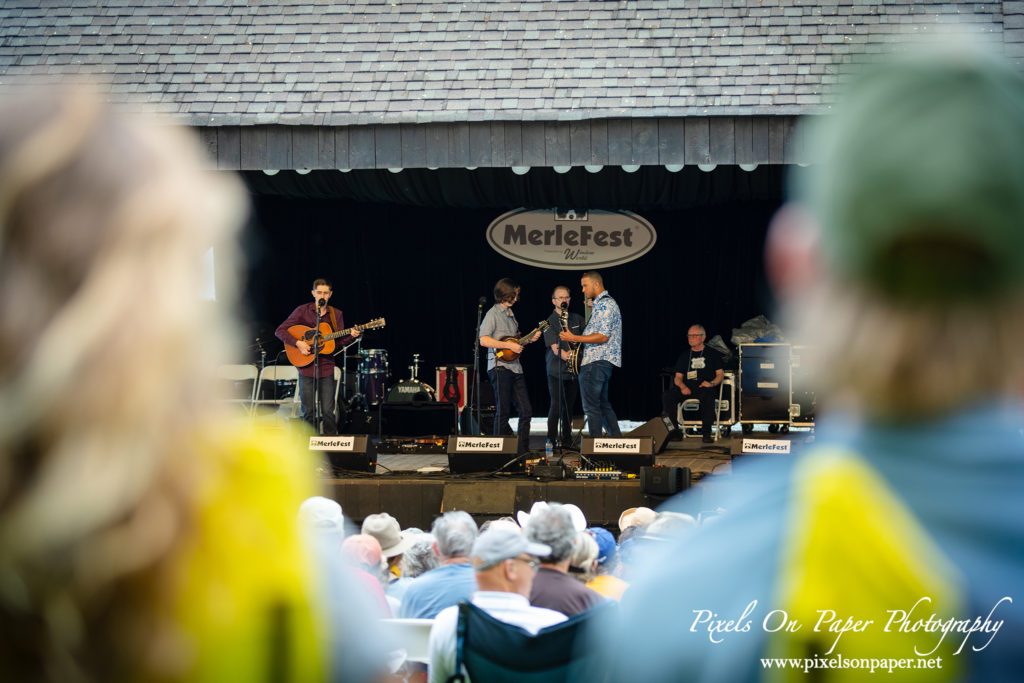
left=0, top=85, right=359, bottom=681
left=298, top=495, right=346, bottom=550
left=568, top=529, right=599, bottom=583
left=600, top=41, right=1024, bottom=682
left=362, top=512, right=417, bottom=593
left=517, top=500, right=587, bottom=531
left=617, top=506, right=656, bottom=534
left=479, top=516, right=520, bottom=533
left=524, top=503, right=605, bottom=616
left=390, top=532, right=439, bottom=602
left=341, top=534, right=393, bottom=619
left=399, top=510, right=479, bottom=619
left=585, top=527, right=628, bottom=601
left=427, top=527, right=566, bottom=683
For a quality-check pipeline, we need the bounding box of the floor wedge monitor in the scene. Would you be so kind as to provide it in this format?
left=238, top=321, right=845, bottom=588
left=310, top=434, right=377, bottom=473
left=447, top=436, right=523, bottom=474
left=581, top=436, right=655, bottom=473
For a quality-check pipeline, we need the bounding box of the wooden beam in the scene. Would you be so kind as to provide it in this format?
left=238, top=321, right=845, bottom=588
left=209, top=115, right=806, bottom=171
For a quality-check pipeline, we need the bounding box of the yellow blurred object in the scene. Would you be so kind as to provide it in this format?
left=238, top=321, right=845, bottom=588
left=766, top=449, right=963, bottom=681
left=159, top=420, right=325, bottom=682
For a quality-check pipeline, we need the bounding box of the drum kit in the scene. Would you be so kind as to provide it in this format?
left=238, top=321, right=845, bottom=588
left=338, top=345, right=437, bottom=430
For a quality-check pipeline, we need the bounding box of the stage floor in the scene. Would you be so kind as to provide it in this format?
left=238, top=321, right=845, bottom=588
left=315, top=416, right=814, bottom=530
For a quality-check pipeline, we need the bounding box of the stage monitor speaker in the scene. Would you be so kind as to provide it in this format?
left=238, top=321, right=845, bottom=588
left=626, top=414, right=675, bottom=453
left=640, top=466, right=691, bottom=495
left=309, top=435, right=377, bottom=473
left=581, top=437, right=655, bottom=473
left=378, top=402, right=458, bottom=438
left=459, top=406, right=497, bottom=436
left=447, top=436, right=523, bottom=474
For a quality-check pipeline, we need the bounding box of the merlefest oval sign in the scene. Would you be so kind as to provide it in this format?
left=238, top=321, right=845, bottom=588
left=486, top=208, right=656, bottom=270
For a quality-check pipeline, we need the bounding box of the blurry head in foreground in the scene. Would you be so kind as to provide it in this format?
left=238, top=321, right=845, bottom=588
left=767, top=42, right=1024, bottom=418
left=0, top=85, right=260, bottom=679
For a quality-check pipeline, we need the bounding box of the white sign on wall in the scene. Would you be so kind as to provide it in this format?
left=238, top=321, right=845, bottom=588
left=486, top=208, right=657, bottom=270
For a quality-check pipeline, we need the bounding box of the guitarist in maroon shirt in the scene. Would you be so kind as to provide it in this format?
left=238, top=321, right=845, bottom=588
left=275, top=278, right=360, bottom=434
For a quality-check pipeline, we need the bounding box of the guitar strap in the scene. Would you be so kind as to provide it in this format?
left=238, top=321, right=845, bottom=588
left=328, top=307, right=338, bottom=333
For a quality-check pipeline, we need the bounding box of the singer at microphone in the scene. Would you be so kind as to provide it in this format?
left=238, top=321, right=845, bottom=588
left=544, top=285, right=584, bottom=450
left=274, top=277, right=361, bottom=436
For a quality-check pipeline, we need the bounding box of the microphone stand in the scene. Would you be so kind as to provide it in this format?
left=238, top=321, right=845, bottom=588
left=469, top=297, right=486, bottom=436
left=312, top=300, right=325, bottom=435
left=556, top=306, right=565, bottom=457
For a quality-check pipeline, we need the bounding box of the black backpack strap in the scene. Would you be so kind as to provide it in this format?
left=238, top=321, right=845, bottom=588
left=445, top=601, right=470, bottom=683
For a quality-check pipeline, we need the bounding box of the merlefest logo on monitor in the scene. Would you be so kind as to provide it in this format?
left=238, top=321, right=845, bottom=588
left=486, top=208, right=656, bottom=270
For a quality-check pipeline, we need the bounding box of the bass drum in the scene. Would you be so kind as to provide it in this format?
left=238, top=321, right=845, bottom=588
left=358, top=349, right=389, bottom=404
left=386, top=379, right=436, bottom=403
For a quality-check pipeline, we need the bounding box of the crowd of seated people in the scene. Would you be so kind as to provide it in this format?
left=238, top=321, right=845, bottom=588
left=295, top=495, right=712, bottom=682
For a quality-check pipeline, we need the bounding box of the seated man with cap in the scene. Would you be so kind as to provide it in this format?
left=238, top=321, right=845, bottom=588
left=427, top=527, right=567, bottom=683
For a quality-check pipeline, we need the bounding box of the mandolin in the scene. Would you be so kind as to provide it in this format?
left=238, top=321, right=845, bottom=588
left=495, top=320, right=549, bottom=363
left=285, top=317, right=386, bottom=367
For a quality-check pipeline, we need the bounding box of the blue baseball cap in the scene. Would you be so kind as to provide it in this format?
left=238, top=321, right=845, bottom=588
left=589, top=526, right=617, bottom=565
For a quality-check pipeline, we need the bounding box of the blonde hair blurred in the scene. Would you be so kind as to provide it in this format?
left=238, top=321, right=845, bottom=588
left=782, top=278, right=1024, bottom=419
left=569, top=530, right=599, bottom=583
left=0, top=85, right=246, bottom=678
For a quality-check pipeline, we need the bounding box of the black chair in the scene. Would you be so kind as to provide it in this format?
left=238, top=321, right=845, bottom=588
left=447, top=599, right=615, bottom=683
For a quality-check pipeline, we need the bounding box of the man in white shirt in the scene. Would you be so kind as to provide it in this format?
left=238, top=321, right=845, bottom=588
left=427, top=527, right=567, bottom=683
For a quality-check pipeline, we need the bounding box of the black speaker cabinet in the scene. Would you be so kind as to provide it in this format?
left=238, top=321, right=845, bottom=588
left=378, top=401, right=458, bottom=438
left=447, top=436, right=523, bottom=474
left=581, top=437, right=655, bottom=472
left=309, top=434, right=377, bottom=473
left=459, top=406, right=497, bottom=435
left=640, top=466, right=691, bottom=495
left=626, top=415, right=674, bottom=453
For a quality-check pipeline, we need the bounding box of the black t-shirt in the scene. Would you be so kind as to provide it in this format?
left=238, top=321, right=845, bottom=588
left=673, top=346, right=724, bottom=386
left=544, top=310, right=585, bottom=377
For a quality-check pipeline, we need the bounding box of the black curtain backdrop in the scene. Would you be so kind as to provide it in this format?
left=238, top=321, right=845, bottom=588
left=232, top=165, right=786, bottom=422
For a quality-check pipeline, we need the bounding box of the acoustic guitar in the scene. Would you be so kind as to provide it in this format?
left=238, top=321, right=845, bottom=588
left=558, top=310, right=581, bottom=376
left=494, top=320, right=549, bottom=363
left=285, top=317, right=386, bottom=367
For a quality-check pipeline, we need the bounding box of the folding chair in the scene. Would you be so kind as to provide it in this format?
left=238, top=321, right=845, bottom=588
left=448, top=600, right=615, bottom=683
left=381, top=617, right=434, bottom=665
left=216, top=364, right=258, bottom=415
left=677, top=379, right=729, bottom=441
left=251, top=364, right=300, bottom=419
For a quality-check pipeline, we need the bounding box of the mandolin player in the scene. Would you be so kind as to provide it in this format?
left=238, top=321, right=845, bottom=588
left=274, top=278, right=360, bottom=435
left=479, top=277, right=541, bottom=455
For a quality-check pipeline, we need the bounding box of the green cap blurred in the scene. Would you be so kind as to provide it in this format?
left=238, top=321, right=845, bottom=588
left=793, top=44, right=1024, bottom=302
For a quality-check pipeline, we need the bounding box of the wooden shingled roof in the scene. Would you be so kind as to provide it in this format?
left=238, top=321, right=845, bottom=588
left=2, top=0, right=1021, bottom=169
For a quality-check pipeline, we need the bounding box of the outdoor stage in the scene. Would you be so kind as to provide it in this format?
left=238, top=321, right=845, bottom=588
left=319, top=426, right=813, bottom=530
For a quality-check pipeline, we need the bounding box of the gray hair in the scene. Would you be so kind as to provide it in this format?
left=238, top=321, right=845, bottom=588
left=398, top=533, right=440, bottom=578
left=431, top=510, right=478, bottom=559
left=524, top=503, right=577, bottom=563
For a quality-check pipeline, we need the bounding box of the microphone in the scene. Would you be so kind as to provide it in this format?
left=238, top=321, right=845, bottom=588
left=560, top=301, right=568, bottom=311
left=478, top=296, right=487, bottom=306
left=317, top=298, right=326, bottom=308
